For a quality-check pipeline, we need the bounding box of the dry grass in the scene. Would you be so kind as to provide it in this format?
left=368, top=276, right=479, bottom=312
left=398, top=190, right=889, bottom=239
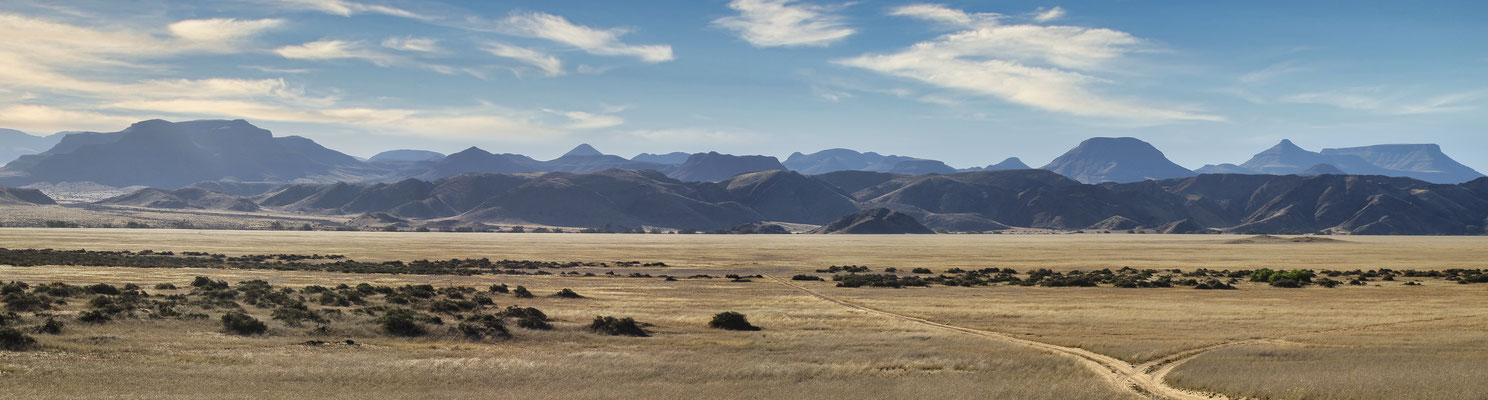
left=2, top=228, right=1486, bottom=271
left=0, top=266, right=1128, bottom=400
left=2, top=230, right=1486, bottom=399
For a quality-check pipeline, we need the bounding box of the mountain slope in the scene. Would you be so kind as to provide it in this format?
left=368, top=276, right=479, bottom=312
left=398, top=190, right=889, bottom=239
left=668, top=152, right=786, bottom=182
left=0, top=129, right=63, bottom=167
left=811, top=208, right=933, bottom=234
left=1041, top=137, right=1195, bottom=184
left=0, top=186, right=56, bottom=206
left=0, top=120, right=376, bottom=188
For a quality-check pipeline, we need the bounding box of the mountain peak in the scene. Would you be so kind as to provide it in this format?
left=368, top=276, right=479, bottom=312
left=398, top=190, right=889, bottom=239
left=563, top=143, right=603, bottom=157
left=1040, top=137, right=1195, bottom=184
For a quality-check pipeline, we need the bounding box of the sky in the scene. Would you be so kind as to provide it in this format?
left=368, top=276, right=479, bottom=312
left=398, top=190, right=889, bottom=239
left=0, top=0, right=1484, bottom=170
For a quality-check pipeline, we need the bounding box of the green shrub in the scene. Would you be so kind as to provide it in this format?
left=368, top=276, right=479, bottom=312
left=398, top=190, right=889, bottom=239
left=552, top=288, right=583, bottom=298
left=0, top=312, right=19, bottom=326
left=456, top=314, right=511, bottom=340
left=3, top=292, right=51, bottom=312
left=0, top=327, right=38, bottom=351
left=37, top=318, right=64, bottom=335
left=588, top=316, right=647, bottom=337
left=910, top=267, right=933, bottom=274
left=78, top=310, right=112, bottom=324
left=488, top=284, right=509, bottom=294
left=378, top=308, right=426, bottom=337
left=790, top=274, right=823, bottom=281
left=221, top=311, right=268, bottom=336
left=708, top=312, right=760, bottom=331
left=512, top=286, right=533, bottom=298
left=271, top=302, right=327, bottom=326
left=153, top=283, right=178, bottom=290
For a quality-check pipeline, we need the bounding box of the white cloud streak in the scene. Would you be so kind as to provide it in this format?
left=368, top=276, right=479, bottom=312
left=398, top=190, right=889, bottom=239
left=380, top=36, right=442, bottom=53
left=1283, top=87, right=1485, bottom=115
left=713, top=0, right=855, bottom=48
left=837, top=4, right=1221, bottom=123
left=276, top=0, right=427, bottom=20
left=485, top=42, right=564, bottom=77
left=494, top=11, right=674, bottom=63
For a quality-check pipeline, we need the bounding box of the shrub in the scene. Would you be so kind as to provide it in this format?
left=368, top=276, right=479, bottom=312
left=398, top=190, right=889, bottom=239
left=791, top=274, right=823, bottom=281
left=512, top=286, right=533, bottom=298
left=3, top=292, right=51, bottom=312
left=221, top=311, right=267, bottom=336
left=0, top=327, right=38, bottom=351
left=553, top=288, right=583, bottom=298
left=0, top=312, right=18, bottom=326
left=37, top=318, right=64, bottom=335
left=456, top=314, right=511, bottom=340
left=516, top=316, right=552, bottom=330
left=488, top=284, right=509, bottom=294
left=588, top=316, right=648, bottom=337
left=378, top=308, right=426, bottom=337
left=1194, top=279, right=1236, bottom=290
left=78, top=310, right=112, bottom=324
left=153, top=283, right=178, bottom=290
left=910, top=267, right=933, bottom=274
left=708, top=312, right=760, bottom=331
left=271, top=302, right=326, bottom=326
left=85, top=283, right=121, bottom=295
left=428, top=299, right=478, bottom=314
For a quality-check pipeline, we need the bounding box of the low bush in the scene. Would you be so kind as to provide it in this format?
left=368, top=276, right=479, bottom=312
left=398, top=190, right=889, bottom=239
left=588, top=316, right=647, bottom=337
left=1194, top=279, right=1236, bottom=290
left=153, top=283, right=177, bottom=290
left=488, top=284, right=509, bottom=294
left=553, top=288, right=583, bottom=298
left=0, top=312, right=18, bottom=326
left=78, top=310, right=111, bottom=324
left=3, top=292, right=51, bottom=312
left=708, top=312, right=760, bottom=331
left=378, top=308, right=426, bottom=337
left=456, top=314, right=511, bottom=340
left=221, top=311, right=267, bottom=335
left=0, top=327, right=38, bottom=351
left=910, top=267, right=933, bottom=274
left=791, top=274, right=823, bottom=281
left=37, top=318, right=64, bottom=335
left=512, top=286, right=533, bottom=298
left=86, top=283, right=121, bottom=295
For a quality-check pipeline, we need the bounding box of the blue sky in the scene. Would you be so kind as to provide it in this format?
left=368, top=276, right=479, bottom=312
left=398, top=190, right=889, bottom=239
left=0, top=0, right=1484, bottom=170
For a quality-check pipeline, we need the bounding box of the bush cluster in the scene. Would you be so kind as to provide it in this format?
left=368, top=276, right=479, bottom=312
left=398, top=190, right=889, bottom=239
left=707, top=312, right=760, bottom=331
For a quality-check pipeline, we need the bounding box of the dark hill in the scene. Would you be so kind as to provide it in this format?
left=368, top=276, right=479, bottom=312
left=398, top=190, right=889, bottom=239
left=369, top=149, right=444, bottom=163
left=713, top=170, right=858, bottom=225
left=0, top=186, right=56, bottom=206
left=99, top=187, right=259, bottom=211
left=811, top=208, right=933, bottom=234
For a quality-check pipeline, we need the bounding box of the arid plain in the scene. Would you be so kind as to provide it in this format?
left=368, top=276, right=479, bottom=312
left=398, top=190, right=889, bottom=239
left=1, top=229, right=1485, bottom=399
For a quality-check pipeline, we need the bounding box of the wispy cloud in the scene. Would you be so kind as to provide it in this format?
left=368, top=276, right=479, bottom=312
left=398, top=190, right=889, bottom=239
left=1283, top=87, right=1485, bottom=115
left=837, top=4, right=1221, bottom=123
left=380, top=36, right=442, bottom=53
left=276, top=0, right=427, bottom=20
left=495, top=11, right=673, bottom=63
left=0, top=12, right=617, bottom=141
left=167, top=18, right=285, bottom=48
left=274, top=39, right=460, bottom=74
left=713, top=0, right=855, bottom=48
left=1031, top=7, right=1065, bottom=23
left=485, top=41, right=564, bottom=77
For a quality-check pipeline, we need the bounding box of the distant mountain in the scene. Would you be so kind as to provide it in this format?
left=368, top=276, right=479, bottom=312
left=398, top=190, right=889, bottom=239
left=714, top=170, right=858, bottom=225
left=630, top=152, right=691, bottom=165
left=811, top=208, right=933, bottom=234
left=369, top=150, right=444, bottom=163
left=0, top=185, right=55, bottom=206
left=779, top=147, right=952, bottom=173
left=99, top=187, right=259, bottom=212
left=0, top=120, right=374, bottom=188
left=408, top=147, right=541, bottom=180
left=1320, top=144, right=1483, bottom=183
left=667, top=152, right=786, bottom=182
left=185, top=181, right=286, bottom=197
left=1205, top=140, right=1483, bottom=183
left=984, top=157, right=1030, bottom=171
left=888, top=159, right=957, bottom=174
left=0, top=129, right=62, bottom=167
left=1298, top=164, right=1346, bottom=176
left=543, top=144, right=669, bottom=173
left=1041, top=137, right=1196, bottom=184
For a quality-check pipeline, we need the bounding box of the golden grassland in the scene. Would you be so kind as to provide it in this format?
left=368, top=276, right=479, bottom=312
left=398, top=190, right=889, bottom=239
left=1, top=229, right=1486, bottom=399
left=2, top=228, right=1487, bottom=271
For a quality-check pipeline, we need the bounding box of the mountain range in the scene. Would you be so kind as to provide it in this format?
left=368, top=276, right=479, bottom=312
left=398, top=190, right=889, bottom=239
left=1, top=118, right=1486, bottom=234
left=2, top=119, right=1481, bottom=189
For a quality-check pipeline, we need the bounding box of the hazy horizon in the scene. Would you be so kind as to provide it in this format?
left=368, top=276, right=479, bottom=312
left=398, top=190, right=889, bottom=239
left=1, top=0, right=1483, bottom=170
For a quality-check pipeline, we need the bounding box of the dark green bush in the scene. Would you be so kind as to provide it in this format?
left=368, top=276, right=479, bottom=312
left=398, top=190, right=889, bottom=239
left=0, top=327, right=38, bottom=351
left=271, top=302, right=327, bottom=326
left=512, top=286, right=533, bottom=298
left=378, top=308, right=426, bottom=337
left=790, top=274, right=823, bottom=281
left=37, top=318, right=64, bottom=335
left=153, top=283, right=177, bottom=290
left=3, top=292, right=51, bottom=312
left=221, top=311, right=267, bottom=335
left=456, top=314, right=511, bottom=340
left=488, top=284, right=509, bottom=294
left=553, top=288, right=583, bottom=298
left=708, top=312, right=760, bottom=331
left=910, top=267, right=933, bottom=274
left=78, top=310, right=112, bottom=324
left=588, top=316, right=647, bottom=337
left=0, top=312, right=18, bottom=326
